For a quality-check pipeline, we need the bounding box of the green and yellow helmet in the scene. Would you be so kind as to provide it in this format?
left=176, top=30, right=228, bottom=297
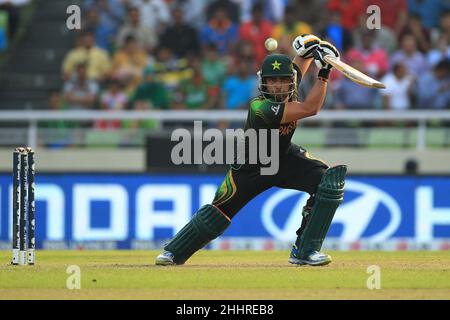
left=257, top=54, right=297, bottom=102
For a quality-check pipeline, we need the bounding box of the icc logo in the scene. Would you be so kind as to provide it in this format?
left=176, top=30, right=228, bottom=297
left=261, top=180, right=402, bottom=242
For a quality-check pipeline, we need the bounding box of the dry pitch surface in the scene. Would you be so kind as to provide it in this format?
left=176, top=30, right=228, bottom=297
left=0, top=250, right=449, bottom=300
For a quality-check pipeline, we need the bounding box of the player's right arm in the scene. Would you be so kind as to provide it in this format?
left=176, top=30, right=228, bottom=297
left=281, top=79, right=327, bottom=123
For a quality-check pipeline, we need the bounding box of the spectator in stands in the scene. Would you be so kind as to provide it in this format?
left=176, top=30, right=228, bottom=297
left=232, top=40, right=257, bottom=71
left=390, top=33, right=429, bottom=77
left=176, top=58, right=214, bottom=110
left=239, top=0, right=286, bottom=24
left=271, top=5, right=312, bottom=51
left=381, top=62, right=415, bottom=110
left=40, top=90, right=78, bottom=148
left=221, top=60, right=257, bottom=110
left=440, top=10, right=450, bottom=38
left=345, top=31, right=389, bottom=79
left=48, top=90, right=63, bottom=110
left=294, top=0, right=323, bottom=31
left=132, top=66, right=170, bottom=110
left=159, top=7, right=200, bottom=59
left=327, top=0, right=365, bottom=30
left=427, top=33, right=450, bottom=67
left=407, top=0, right=450, bottom=30
left=239, top=3, right=273, bottom=66
left=62, top=30, right=111, bottom=82
left=398, top=14, right=432, bottom=53
left=353, top=18, right=397, bottom=55
left=201, top=43, right=228, bottom=104
left=416, top=59, right=450, bottom=109
left=437, top=11, right=450, bottom=52
left=200, top=6, right=239, bottom=56
left=131, top=0, right=171, bottom=34
left=335, top=56, right=380, bottom=110
left=321, top=10, right=353, bottom=53
left=368, top=0, right=408, bottom=34
left=84, top=0, right=128, bottom=19
left=126, top=66, right=170, bottom=129
left=0, top=0, right=30, bottom=40
left=0, top=11, right=6, bottom=51
left=63, top=62, right=99, bottom=110
left=95, top=78, right=129, bottom=129
left=84, top=9, right=116, bottom=52
left=111, top=35, right=148, bottom=93
left=146, top=46, right=192, bottom=96
left=178, top=0, right=208, bottom=30
left=117, top=6, right=158, bottom=54
left=206, top=0, right=240, bottom=24
left=84, top=0, right=125, bottom=47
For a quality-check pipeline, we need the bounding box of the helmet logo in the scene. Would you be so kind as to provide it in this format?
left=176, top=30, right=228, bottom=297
left=271, top=60, right=281, bottom=70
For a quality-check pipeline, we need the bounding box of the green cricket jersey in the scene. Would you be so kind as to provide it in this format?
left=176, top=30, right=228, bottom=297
left=231, top=96, right=297, bottom=170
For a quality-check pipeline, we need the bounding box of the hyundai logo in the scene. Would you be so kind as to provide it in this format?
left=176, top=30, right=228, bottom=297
left=261, top=180, right=402, bottom=242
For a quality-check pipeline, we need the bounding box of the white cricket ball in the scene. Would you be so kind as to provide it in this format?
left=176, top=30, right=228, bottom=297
left=265, top=38, right=278, bottom=51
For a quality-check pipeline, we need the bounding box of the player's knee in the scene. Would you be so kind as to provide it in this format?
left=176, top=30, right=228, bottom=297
left=309, top=167, right=328, bottom=194
left=311, top=165, right=347, bottom=195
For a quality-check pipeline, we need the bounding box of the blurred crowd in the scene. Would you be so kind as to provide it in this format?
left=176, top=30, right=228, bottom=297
left=56, top=0, right=450, bottom=125
left=0, top=0, right=31, bottom=50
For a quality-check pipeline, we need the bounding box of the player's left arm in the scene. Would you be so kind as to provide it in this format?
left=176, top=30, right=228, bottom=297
left=292, top=55, right=313, bottom=80
left=281, top=41, right=340, bottom=123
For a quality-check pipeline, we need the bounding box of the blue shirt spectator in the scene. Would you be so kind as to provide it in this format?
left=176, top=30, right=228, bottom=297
left=83, top=0, right=124, bottom=51
left=335, top=78, right=379, bottom=110
left=416, top=59, right=450, bottom=109
left=391, top=34, right=429, bottom=77
left=427, top=34, right=450, bottom=67
left=85, top=0, right=124, bottom=25
left=407, top=0, right=450, bottom=29
left=0, top=23, right=6, bottom=51
left=85, top=10, right=116, bottom=51
left=221, top=62, right=257, bottom=109
left=201, top=7, right=238, bottom=56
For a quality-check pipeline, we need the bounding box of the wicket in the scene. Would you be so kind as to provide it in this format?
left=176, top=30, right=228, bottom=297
left=11, top=147, right=36, bottom=266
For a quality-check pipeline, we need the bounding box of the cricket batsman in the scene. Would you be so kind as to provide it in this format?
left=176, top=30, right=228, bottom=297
left=156, top=35, right=347, bottom=266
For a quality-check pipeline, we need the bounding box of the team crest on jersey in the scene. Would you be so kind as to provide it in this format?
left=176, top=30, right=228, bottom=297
left=271, top=105, right=280, bottom=115
left=279, top=121, right=296, bottom=136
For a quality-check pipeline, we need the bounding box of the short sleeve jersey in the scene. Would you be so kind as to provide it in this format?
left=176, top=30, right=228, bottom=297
left=246, top=97, right=297, bottom=153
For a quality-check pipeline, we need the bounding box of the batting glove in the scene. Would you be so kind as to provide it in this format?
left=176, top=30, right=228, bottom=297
left=292, top=34, right=321, bottom=59
left=313, top=41, right=340, bottom=80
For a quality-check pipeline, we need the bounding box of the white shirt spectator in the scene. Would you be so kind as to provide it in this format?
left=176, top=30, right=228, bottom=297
left=240, top=0, right=285, bottom=23
left=131, top=0, right=170, bottom=32
left=390, top=51, right=428, bottom=78
left=427, top=47, right=450, bottom=67
left=381, top=73, right=414, bottom=110
left=180, top=0, right=209, bottom=30
left=63, top=73, right=100, bottom=110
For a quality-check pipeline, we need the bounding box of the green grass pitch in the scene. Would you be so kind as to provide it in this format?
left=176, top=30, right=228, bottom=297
left=1, top=250, right=449, bottom=299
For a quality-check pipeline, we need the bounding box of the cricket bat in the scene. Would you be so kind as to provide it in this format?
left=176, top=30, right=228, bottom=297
left=324, top=55, right=386, bottom=89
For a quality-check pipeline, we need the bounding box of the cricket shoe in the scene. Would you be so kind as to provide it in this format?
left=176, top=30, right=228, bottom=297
left=155, top=250, right=175, bottom=266
left=289, top=246, right=332, bottom=266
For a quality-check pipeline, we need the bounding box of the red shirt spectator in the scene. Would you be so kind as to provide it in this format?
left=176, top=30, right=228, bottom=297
left=327, top=0, right=365, bottom=30
left=345, top=31, right=389, bottom=79
left=369, top=0, right=408, bottom=31
left=239, top=3, right=273, bottom=66
left=398, top=14, right=432, bottom=53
